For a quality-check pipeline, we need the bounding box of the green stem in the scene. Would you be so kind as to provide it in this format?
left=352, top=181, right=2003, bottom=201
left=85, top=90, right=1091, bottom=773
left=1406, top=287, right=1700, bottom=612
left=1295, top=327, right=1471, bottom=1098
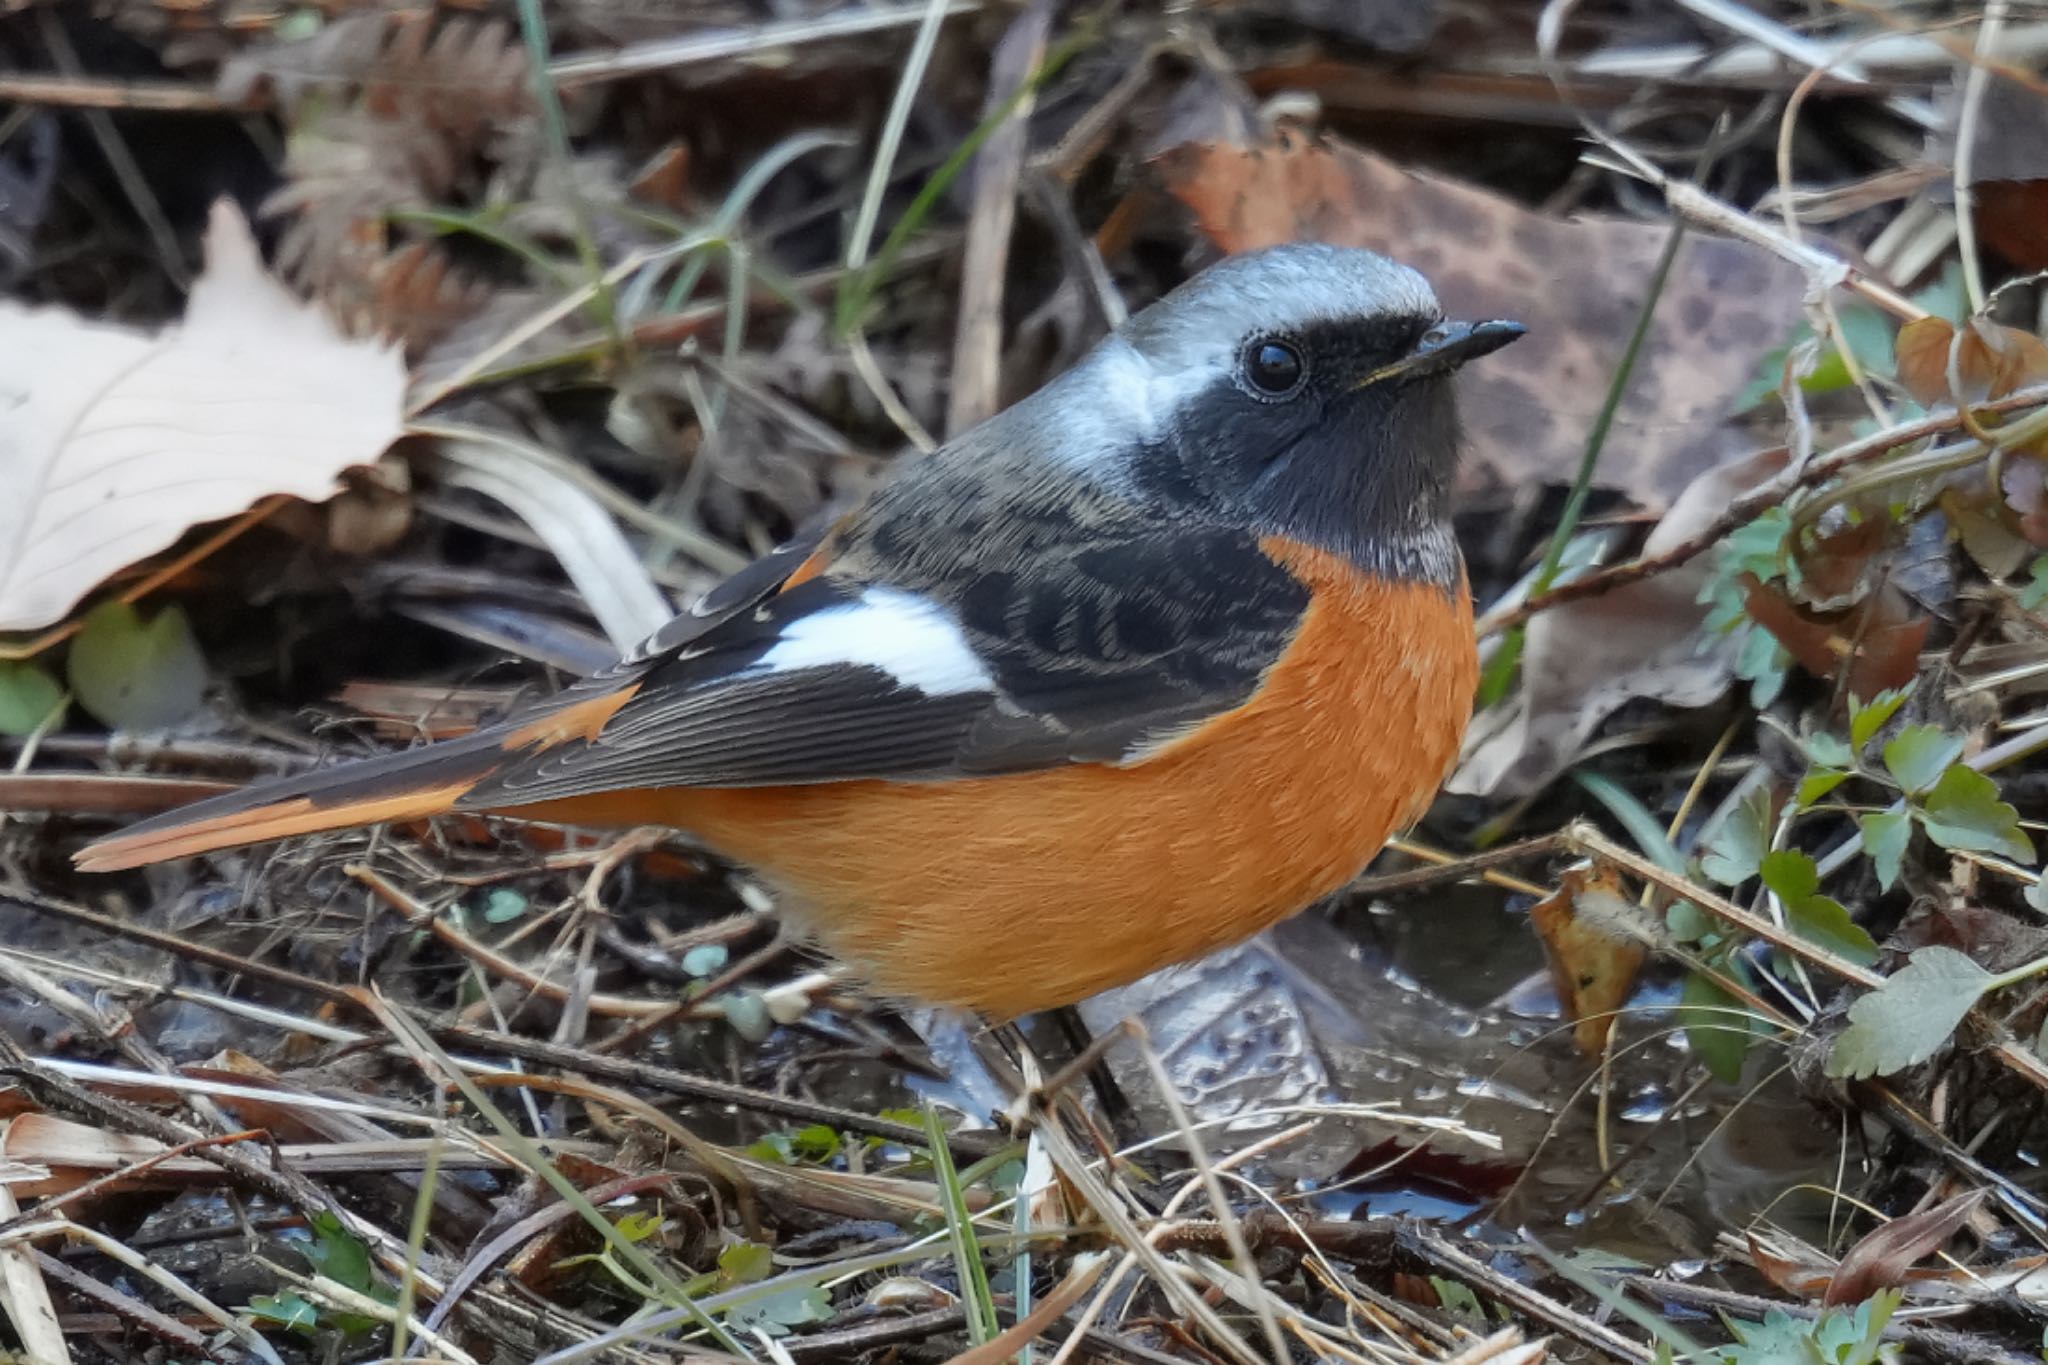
left=1478, top=219, right=1689, bottom=709
left=1534, top=219, right=1690, bottom=593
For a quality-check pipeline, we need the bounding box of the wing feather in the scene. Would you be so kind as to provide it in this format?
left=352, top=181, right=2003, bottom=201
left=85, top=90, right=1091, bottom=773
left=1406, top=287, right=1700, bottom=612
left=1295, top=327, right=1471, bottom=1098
left=456, top=528, right=1312, bottom=805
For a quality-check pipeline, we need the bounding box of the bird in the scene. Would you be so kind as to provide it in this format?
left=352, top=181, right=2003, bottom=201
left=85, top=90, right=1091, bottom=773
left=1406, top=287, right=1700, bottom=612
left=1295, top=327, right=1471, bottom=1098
left=76, top=243, right=1523, bottom=1019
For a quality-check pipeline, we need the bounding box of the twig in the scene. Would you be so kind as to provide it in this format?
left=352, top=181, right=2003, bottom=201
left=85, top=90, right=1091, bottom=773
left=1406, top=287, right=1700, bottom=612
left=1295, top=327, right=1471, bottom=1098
left=1478, top=381, right=2048, bottom=634
left=945, top=0, right=1053, bottom=436
left=1954, top=0, right=2012, bottom=312
left=0, top=73, right=250, bottom=112
left=1562, top=823, right=2048, bottom=1095
left=1400, top=1225, right=1654, bottom=1365
left=1618, top=1274, right=2036, bottom=1365
left=36, top=11, right=188, bottom=286
left=430, top=1025, right=1005, bottom=1159
left=547, top=2, right=983, bottom=87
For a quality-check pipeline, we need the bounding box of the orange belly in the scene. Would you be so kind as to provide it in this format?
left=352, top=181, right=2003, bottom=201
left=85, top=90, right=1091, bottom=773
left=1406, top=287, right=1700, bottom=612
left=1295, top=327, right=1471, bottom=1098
left=513, top=546, right=1476, bottom=1017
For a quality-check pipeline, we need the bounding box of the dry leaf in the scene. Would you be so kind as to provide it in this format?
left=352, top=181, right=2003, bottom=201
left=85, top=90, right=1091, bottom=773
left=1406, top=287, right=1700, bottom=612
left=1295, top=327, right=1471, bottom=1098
left=1739, top=575, right=1930, bottom=700
left=1155, top=132, right=1806, bottom=509
left=1453, top=446, right=1790, bottom=798
left=0, top=200, right=405, bottom=632
left=1825, top=1189, right=1987, bottom=1306
left=1896, top=315, right=2048, bottom=408
left=1529, top=862, right=1649, bottom=1056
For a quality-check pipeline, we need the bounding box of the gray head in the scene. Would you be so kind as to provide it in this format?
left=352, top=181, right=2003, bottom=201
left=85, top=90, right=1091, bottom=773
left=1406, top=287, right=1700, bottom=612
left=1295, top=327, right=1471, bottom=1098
left=1052, top=243, right=1522, bottom=586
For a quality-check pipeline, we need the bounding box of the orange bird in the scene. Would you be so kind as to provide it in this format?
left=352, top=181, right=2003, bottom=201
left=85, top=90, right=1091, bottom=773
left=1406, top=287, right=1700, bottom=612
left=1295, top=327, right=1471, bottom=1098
left=77, top=245, right=1522, bottom=1019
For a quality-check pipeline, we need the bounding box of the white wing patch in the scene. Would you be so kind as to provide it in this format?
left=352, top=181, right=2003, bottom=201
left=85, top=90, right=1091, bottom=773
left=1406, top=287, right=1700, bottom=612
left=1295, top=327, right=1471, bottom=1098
left=753, top=587, right=993, bottom=697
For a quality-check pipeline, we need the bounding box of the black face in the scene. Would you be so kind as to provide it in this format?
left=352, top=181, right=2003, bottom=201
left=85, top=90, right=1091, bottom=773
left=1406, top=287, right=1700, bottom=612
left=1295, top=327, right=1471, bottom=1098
left=1150, top=312, right=1479, bottom=585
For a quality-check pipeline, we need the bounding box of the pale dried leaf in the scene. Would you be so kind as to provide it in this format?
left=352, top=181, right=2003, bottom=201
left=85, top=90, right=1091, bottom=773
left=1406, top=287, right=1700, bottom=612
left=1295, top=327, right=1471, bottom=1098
left=1453, top=446, right=1789, bottom=797
left=0, top=200, right=405, bottom=631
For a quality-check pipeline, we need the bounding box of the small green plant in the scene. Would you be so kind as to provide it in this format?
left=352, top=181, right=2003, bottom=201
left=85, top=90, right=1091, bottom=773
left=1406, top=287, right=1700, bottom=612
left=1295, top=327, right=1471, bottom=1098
left=1717, top=1290, right=1903, bottom=1365
left=248, top=1212, right=391, bottom=1339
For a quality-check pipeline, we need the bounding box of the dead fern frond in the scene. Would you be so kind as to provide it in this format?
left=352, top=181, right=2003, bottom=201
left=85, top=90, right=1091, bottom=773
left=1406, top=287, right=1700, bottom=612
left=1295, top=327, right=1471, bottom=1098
left=228, top=9, right=530, bottom=345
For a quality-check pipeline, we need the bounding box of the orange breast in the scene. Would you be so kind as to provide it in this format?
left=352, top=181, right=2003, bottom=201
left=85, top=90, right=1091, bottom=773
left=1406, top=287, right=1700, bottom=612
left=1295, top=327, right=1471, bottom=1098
left=513, top=542, right=1476, bottom=1017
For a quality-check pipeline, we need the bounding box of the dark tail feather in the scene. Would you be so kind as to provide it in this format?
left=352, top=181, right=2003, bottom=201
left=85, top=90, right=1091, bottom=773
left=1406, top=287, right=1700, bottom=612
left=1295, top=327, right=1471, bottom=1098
left=73, top=731, right=512, bottom=871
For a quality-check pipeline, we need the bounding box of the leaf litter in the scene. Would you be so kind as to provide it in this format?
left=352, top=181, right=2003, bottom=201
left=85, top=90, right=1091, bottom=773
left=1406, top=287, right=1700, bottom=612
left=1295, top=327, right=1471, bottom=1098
left=5, top=4, right=2048, bottom=1365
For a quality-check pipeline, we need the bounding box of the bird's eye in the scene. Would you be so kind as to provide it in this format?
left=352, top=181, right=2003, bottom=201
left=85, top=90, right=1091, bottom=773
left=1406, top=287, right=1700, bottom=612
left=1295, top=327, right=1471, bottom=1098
left=1243, top=339, right=1305, bottom=396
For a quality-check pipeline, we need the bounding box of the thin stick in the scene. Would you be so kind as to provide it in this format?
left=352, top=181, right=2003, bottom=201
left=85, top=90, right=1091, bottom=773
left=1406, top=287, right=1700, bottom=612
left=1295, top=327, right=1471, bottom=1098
left=1477, top=381, right=2048, bottom=634
left=1954, top=0, right=2011, bottom=311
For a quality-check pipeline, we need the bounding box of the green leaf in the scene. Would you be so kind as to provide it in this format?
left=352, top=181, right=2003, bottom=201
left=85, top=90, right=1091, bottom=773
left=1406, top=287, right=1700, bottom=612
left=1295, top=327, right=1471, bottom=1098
left=1920, top=766, right=2036, bottom=863
left=790, top=1124, right=843, bottom=1162
left=482, top=888, right=527, bottom=923
left=615, top=1210, right=663, bottom=1243
left=1757, top=849, right=1877, bottom=967
left=681, top=943, right=729, bottom=977
left=1758, top=848, right=1820, bottom=904
left=718, top=1241, right=774, bottom=1286
left=0, top=662, right=63, bottom=736
left=1722, top=507, right=1794, bottom=582
left=2021, top=556, right=2048, bottom=612
left=1851, top=685, right=1914, bottom=749
left=1701, top=788, right=1773, bottom=887
left=303, top=1212, right=374, bottom=1294
left=1882, top=724, right=1964, bottom=796
left=1806, top=730, right=1855, bottom=768
left=1827, top=946, right=1994, bottom=1079
left=2027, top=875, right=2048, bottom=916
left=729, top=1283, right=833, bottom=1335
left=1679, top=968, right=1757, bottom=1083
left=1795, top=768, right=1849, bottom=810
left=745, top=1132, right=795, bottom=1164
left=1862, top=810, right=1911, bottom=892
left=247, top=1290, right=319, bottom=1334
left=1735, top=626, right=1790, bottom=709
left=1783, top=894, right=1879, bottom=968
left=1666, top=899, right=1712, bottom=943
left=65, top=601, right=207, bottom=730
left=1475, top=627, right=1523, bottom=709
left=1427, top=1277, right=1487, bottom=1329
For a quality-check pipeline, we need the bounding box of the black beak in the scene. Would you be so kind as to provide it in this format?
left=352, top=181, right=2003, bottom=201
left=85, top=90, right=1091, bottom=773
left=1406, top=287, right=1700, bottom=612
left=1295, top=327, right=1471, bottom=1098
left=1356, top=318, right=1525, bottom=388
left=1413, top=318, right=1526, bottom=368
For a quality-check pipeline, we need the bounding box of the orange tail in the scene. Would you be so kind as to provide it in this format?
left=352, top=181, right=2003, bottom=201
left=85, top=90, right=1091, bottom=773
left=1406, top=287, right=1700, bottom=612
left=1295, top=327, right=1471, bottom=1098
left=73, top=732, right=511, bottom=872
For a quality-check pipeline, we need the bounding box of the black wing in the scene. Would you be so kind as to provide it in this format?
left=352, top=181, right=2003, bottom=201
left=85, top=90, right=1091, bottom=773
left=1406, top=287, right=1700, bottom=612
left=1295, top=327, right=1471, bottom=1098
left=457, top=525, right=1310, bottom=806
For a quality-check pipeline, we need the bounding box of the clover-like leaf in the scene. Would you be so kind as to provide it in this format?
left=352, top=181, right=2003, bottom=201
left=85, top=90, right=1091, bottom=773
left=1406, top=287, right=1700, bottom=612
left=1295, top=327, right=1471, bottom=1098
left=1760, top=849, right=1877, bottom=966
left=1701, top=787, right=1772, bottom=887
left=1827, top=946, right=1993, bottom=1079
left=2023, top=556, right=2048, bottom=612
left=1805, top=731, right=1855, bottom=769
left=1919, top=765, right=2035, bottom=864
left=1795, top=768, right=1849, bottom=810
left=248, top=1290, right=319, bottom=1334
left=1882, top=724, right=1964, bottom=796
left=1783, top=894, right=1879, bottom=968
left=1861, top=809, right=1911, bottom=892
left=1679, top=967, right=1757, bottom=1083
left=66, top=600, right=207, bottom=730
left=1759, top=848, right=1820, bottom=904
left=718, top=1241, right=773, bottom=1286
left=0, top=661, right=63, bottom=736
left=1850, top=685, right=1914, bottom=750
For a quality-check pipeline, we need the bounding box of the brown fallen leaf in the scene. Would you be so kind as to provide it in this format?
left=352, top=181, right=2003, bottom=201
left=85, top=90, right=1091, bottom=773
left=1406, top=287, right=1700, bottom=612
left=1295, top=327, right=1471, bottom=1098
left=1943, top=78, right=2048, bottom=272
left=1154, top=131, right=1807, bottom=509
left=1745, top=1231, right=1837, bottom=1299
left=1895, top=315, right=2048, bottom=409
left=1825, top=1188, right=1987, bottom=1306
left=1739, top=574, right=1930, bottom=700
left=1454, top=445, right=1789, bottom=798
left=1529, top=862, right=1648, bottom=1055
